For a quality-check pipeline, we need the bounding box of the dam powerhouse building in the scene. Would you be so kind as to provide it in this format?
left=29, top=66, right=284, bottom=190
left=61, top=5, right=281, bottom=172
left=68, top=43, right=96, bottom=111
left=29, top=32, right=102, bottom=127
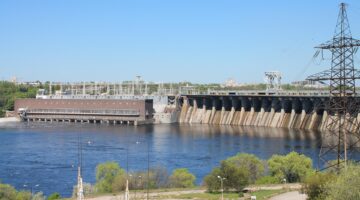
left=15, top=98, right=154, bottom=125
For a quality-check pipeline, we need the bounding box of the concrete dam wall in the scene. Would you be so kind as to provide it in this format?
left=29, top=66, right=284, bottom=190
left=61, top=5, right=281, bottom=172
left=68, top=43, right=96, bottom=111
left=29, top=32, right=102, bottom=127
left=178, top=95, right=360, bottom=131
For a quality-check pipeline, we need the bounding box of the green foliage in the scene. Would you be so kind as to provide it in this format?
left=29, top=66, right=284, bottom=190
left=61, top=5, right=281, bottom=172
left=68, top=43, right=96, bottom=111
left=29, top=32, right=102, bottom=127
left=15, top=190, right=32, bottom=200
left=220, top=160, right=249, bottom=192
left=226, top=153, right=265, bottom=183
left=169, top=168, right=196, bottom=188
left=47, top=192, right=61, bottom=200
left=204, top=168, right=222, bottom=192
left=204, top=160, right=249, bottom=192
left=0, top=183, right=17, bottom=200
left=268, top=151, right=314, bottom=183
left=0, top=182, right=32, bottom=200
left=0, top=81, right=39, bottom=117
left=303, top=172, right=335, bottom=200
left=95, top=162, right=125, bottom=193
left=255, top=176, right=279, bottom=185
left=325, top=164, right=360, bottom=200
left=111, top=172, right=127, bottom=192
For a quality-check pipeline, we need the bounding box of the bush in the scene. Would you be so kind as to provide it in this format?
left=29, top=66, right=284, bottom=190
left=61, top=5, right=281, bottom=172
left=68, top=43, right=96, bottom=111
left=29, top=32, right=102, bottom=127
left=16, top=191, right=32, bottom=200
left=255, top=176, right=279, bottom=185
left=204, top=160, right=249, bottom=192
left=0, top=183, right=17, bottom=200
left=169, top=168, right=196, bottom=188
left=147, top=166, right=170, bottom=189
left=268, top=151, right=314, bottom=183
left=47, top=192, right=61, bottom=200
left=303, top=172, right=334, bottom=200
left=226, top=153, right=265, bottom=184
left=325, top=164, right=360, bottom=200
left=95, top=162, right=125, bottom=193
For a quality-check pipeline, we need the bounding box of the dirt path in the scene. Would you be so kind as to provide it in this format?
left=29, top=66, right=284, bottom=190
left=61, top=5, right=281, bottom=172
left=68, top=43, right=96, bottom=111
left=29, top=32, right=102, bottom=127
left=86, top=189, right=206, bottom=200
left=268, top=191, right=307, bottom=200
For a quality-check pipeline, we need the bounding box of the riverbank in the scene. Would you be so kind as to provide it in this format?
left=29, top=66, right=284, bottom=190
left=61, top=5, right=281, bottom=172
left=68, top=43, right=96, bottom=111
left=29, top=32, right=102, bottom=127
left=0, top=117, right=20, bottom=124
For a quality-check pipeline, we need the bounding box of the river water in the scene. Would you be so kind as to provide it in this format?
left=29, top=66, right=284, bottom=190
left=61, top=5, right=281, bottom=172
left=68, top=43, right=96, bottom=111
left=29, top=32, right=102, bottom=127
left=0, top=122, right=322, bottom=197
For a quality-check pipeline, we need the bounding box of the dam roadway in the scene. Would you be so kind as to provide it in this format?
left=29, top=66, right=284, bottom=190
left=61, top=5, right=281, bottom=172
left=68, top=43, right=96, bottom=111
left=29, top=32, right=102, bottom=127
left=178, top=90, right=360, bottom=131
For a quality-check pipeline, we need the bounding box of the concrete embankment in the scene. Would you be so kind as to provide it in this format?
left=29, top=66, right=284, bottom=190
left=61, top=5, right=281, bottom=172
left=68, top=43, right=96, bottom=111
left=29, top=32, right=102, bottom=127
left=178, top=97, right=360, bottom=131
left=0, top=117, right=20, bottom=124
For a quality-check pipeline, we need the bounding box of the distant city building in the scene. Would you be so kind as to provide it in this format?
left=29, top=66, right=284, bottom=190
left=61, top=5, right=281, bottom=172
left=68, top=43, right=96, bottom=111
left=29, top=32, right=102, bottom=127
left=222, top=78, right=239, bottom=88
left=291, top=80, right=327, bottom=88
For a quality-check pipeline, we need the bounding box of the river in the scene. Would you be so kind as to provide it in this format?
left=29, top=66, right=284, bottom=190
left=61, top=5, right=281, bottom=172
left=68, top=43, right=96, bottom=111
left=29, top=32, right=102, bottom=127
left=0, top=122, right=322, bottom=197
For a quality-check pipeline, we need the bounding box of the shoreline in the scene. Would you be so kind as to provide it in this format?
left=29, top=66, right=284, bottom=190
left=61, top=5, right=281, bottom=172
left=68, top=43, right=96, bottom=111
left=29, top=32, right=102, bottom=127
left=0, top=117, right=21, bottom=124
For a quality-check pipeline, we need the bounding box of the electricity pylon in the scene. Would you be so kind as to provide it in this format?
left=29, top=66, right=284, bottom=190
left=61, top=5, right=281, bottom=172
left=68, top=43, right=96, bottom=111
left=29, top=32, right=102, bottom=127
left=307, top=3, right=360, bottom=171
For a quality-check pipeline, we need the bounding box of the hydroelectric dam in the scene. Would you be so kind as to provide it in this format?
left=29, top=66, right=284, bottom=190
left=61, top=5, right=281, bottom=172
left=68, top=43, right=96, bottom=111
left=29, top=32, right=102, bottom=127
left=177, top=90, right=360, bottom=131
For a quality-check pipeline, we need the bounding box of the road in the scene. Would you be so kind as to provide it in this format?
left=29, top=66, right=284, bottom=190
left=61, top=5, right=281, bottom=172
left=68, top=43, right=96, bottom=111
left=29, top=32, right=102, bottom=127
left=269, top=191, right=307, bottom=200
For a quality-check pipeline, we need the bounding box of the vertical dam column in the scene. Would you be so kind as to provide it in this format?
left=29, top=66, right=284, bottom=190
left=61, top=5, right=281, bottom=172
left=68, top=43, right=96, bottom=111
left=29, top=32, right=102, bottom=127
left=178, top=95, right=327, bottom=130
left=179, top=97, right=189, bottom=123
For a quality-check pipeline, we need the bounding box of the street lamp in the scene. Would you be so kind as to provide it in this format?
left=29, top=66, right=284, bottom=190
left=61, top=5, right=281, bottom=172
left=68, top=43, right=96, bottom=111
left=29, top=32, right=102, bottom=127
left=217, top=176, right=226, bottom=200
left=136, top=140, right=150, bottom=200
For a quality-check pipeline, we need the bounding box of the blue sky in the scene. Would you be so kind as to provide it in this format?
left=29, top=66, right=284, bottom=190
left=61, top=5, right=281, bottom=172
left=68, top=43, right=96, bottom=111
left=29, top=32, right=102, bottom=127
left=1, top=0, right=360, bottom=83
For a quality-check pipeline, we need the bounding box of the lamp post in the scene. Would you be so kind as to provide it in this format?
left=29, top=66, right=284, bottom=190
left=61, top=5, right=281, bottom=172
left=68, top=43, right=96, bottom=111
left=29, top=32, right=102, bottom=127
left=217, top=176, right=226, bottom=200
left=136, top=140, right=150, bottom=200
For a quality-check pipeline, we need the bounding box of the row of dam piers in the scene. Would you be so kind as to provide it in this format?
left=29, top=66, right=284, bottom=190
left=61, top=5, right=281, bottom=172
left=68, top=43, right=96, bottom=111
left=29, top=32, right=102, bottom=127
left=178, top=95, right=360, bottom=131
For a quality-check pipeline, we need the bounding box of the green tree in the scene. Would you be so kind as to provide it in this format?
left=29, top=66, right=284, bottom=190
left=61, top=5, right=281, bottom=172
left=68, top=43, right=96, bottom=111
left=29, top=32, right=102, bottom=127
left=95, top=162, right=125, bottom=193
left=325, top=164, right=360, bottom=200
left=204, top=167, right=222, bottom=192
left=303, top=172, right=335, bottom=200
left=169, top=168, right=196, bottom=188
left=204, top=160, right=249, bottom=192
left=226, top=153, right=264, bottom=183
left=268, top=151, right=314, bottom=183
left=47, top=192, right=61, bottom=200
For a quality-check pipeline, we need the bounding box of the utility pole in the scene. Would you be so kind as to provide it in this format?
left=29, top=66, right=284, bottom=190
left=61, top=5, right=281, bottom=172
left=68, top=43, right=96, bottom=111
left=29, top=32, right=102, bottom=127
left=307, top=3, right=360, bottom=171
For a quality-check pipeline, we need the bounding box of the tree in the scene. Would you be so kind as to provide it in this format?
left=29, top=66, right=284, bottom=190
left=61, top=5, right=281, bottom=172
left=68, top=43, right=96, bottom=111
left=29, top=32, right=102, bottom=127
left=220, top=160, right=249, bottom=192
left=169, top=168, right=196, bottom=188
left=204, top=167, right=222, bottom=192
left=47, top=192, right=61, bottom=200
left=325, top=164, right=360, bottom=200
left=226, top=153, right=265, bottom=183
left=204, top=160, right=249, bottom=192
left=303, top=172, right=335, bottom=200
left=268, top=151, right=314, bottom=183
left=95, top=162, right=125, bottom=193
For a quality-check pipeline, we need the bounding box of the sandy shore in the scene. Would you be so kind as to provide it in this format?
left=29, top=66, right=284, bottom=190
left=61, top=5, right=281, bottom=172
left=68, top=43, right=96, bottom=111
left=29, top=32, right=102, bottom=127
left=0, top=117, right=21, bottom=123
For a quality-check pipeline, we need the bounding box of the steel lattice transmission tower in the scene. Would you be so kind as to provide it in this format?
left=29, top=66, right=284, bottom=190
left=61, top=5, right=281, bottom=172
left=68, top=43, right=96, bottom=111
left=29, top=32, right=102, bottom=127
left=307, top=3, right=360, bottom=170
